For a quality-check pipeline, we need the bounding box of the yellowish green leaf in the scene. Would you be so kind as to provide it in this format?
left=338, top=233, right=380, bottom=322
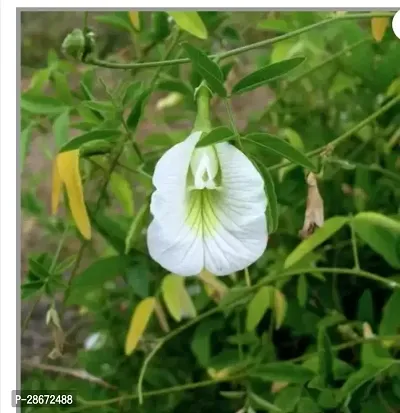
left=109, top=172, right=134, bottom=216
left=199, top=270, right=228, bottom=302
left=273, top=289, right=287, bottom=329
left=371, top=17, right=389, bottom=42
left=168, top=12, right=208, bottom=39
left=246, top=286, right=273, bottom=332
left=161, top=274, right=197, bottom=322
left=55, top=150, right=91, bottom=240
left=125, top=297, right=156, bottom=355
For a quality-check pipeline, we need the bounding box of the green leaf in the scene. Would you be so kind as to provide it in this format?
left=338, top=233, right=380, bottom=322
left=246, top=286, right=273, bottom=332
left=21, top=94, right=69, bottom=115
left=182, top=43, right=226, bottom=97
left=125, top=258, right=150, bottom=298
left=257, top=19, right=291, bottom=33
left=357, top=290, right=374, bottom=324
left=59, top=129, right=121, bottom=153
left=297, top=397, right=321, bottom=413
left=29, top=258, right=51, bottom=280
left=249, top=392, right=282, bottom=412
left=196, top=126, right=234, bottom=147
left=126, top=88, right=151, bottom=132
left=52, top=71, right=74, bottom=105
left=21, top=281, right=44, bottom=299
left=157, top=79, right=193, bottom=98
left=284, top=216, right=350, bottom=268
left=191, top=318, right=224, bottom=366
left=243, top=133, right=317, bottom=171
left=318, top=328, right=334, bottom=386
left=231, top=57, right=305, bottom=95
left=109, top=173, right=134, bottom=216
left=66, top=256, right=128, bottom=305
left=168, top=12, right=208, bottom=39
left=249, top=362, right=316, bottom=384
left=122, top=81, right=143, bottom=107
left=379, top=290, right=400, bottom=337
left=337, top=365, right=389, bottom=403
left=20, top=124, right=34, bottom=172
left=252, top=158, right=279, bottom=233
left=297, top=274, right=308, bottom=307
left=95, top=13, right=134, bottom=32
left=125, top=202, right=149, bottom=254
left=81, top=100, right=118, bottom=115
left=52, top=110, right=70, bottom=149
left=352, top=212, right=400, bottom=269
left=274, top=385, right=303, bottom=412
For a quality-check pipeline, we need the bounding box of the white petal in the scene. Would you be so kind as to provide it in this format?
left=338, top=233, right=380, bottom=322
left=203, top=142, right=268, bottom=276
left=147, top=131, right=204, bottom=276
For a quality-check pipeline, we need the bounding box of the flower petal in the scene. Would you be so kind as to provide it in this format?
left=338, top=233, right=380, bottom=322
left=202, top=142, right=268, bottom=275
left=147, top=131, right=204, bottom=276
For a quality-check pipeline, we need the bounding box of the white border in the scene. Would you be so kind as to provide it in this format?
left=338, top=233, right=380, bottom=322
left=1, top=5, right=399, bottom=413
left=0, top=2, right=17, bottom=413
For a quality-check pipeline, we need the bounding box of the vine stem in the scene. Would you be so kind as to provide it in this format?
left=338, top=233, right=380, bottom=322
left=268, top=94, right=400, bottom=172
left=84, top=12, right=393, bottom=70
left=134, top=266, right=398, bottom=402
left=71, top=332, right=400, bottom=411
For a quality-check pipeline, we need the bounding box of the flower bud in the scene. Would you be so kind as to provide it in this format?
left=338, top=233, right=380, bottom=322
left=61, top=28, right=96, bottom=61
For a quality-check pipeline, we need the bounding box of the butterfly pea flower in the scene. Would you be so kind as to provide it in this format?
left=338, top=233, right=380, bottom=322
left=146, top=129, right=268, bottom=276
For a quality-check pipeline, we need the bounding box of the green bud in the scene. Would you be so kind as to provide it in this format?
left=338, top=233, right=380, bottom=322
left=80, top=139, right=113, bottom=157
left=61, top=28, right=96, bottom=61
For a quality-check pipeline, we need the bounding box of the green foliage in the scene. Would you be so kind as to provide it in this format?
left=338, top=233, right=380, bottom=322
left=21, top=10, right=400, bottom=413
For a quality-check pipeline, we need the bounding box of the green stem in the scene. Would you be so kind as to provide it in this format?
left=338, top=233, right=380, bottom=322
left=224, top=99, right=242, bottom=148
left=194, top=84, right=212, bottom=132
left=350, top=219, right=361, bottom=270
left=84, top=13, right=393, bottom=70
left=268, top=94, right=400, bottom=172
left=71, top=333, right=400, bottom=410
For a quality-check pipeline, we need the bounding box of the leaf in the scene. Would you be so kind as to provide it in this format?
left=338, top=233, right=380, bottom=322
left=297, top=397, right=321, bottom=413
left=297, top=274, right=308, bottom=307
left=81, top=100, right=117, bottom=115
left=252, top=158, right=279, bottom=233
left=357, top=290, right=374, bottom=324
left=52, top=71, right=74, bottom=105
left=318, top=328, right=334, bottom=386
left=59, top=129, right=121, bottom=153
left=168, top=11, right=208, bottom=39
left=95, top=13, right=134, bottom=32
left=125, top=202, right=149, bottom=254
left=337, top=365, right=388, bottom=403
left=129, top=11, right=140, bottom=30
left=125, top=297, right=156, bottom=355
left=53, top=111, right=70, bottom=149
left=379, top=290, right=400, bottom=337
left=109, top=173, right=134, bottom=216
left=199, top=270, right=228, bottom=302
left=182, top=43, right=226, bottom=97
left=284, top=216, right=350, bottom=268
left=249, top=362, right=316, bottom=384
left=66, top=256, right=128, bottom=305
left=273, top=289, right=287, bottom=330
left=371, top=17, right=389, bottom=42
left=352, top=212, right=400, bottom=269
left=274, top=385, right=303, bottom=412
left=20, top=124, right=34, bottom=172
left=196, top=126, right=234, bottom=147
left=157, top=79, right=193, bottom=98
left=231, top=57, right=305, bottom=95
left=21, top=94, right=69, bottom=115
left=243, top=133, right=317, bottom=171
left=126, top=88, right=151, bottom=132
left=161, top=274, right=197, bottom=322
left=249, top=392, right=282, bottom=412
left=246, top=286, right=273, bottom=331
left=257, top=19, right=291, bottom=33
left=54, top=150, right=91, bottom=240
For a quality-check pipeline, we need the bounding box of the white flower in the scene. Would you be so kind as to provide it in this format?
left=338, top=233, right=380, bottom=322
left=146, top=131, right=268, bottom=276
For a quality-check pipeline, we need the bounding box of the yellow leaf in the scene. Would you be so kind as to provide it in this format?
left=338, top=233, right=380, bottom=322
left=168, top=12, right=208, bottom=40
left=55, top=150, right=91, bottom=240
left=199, top=270, right=228, bottom=303
left=273, top=289, right=287, bottom=330
left=51, top=159, right=62, bottom=215
left=162, top=274, right=197, bottom=322
left=129, top=11, right=140, bottom=30
left=371, top=17, right=389, bottom=42
left=125, top=297, right=156, bottom=355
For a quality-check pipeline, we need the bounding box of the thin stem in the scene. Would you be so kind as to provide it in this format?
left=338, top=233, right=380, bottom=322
left=244, top=268, right=251, bottom=287
left=71, top=333, right=400, bottom=410
left=267, top=94, right=400, bottom=172
left=350, top=218, right=360, bottom=270
left=21, top=292, right=43, bottom=335
left=84, top=13, right=393, bottom=70
left=224, top=99, right=242, bottom=148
